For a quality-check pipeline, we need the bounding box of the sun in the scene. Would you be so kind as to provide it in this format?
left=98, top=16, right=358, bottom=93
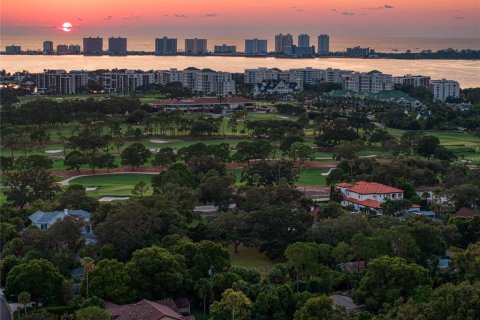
left=62, top=22, right=72, bottom=32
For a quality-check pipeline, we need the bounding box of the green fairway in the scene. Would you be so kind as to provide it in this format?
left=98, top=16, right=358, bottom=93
left=68, top=173, right=156, bottom=198
left=228, top=166, right=329, bottom=186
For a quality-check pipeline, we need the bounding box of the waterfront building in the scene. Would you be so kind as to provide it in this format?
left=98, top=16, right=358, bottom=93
left=108, top=37, right=127, bottom=55
left=346, top=46, right=371, bottom=57
left=155, top=37, right=177, bottom=55
left=83, top=37, right=103, bottom=55
left=68, top=44, right=81, bottom=54
left=284, top=45, right=316, bottom=57
left=324, top=68, right=352, bottom=83
left=318, top=34, right=330, bottom=54
left=342, top=71, right=393, bottom=93
left=244, top=68, right=282, bottom=84
left=393, top=75, right=431, bottom=88
left=244, top=39, right=268, bottom=55
left=102, top=70, right=156, bottom=93
left=43, top=41, right=54, bottom=54
left=274, top=34, right=293, bottom=54
left=288, top=68, right=324, bottom=85
left=185, top=38, right=208, bottom=55
left=5, top=45, right=21, bottom=54
left=214, top=44, right=237, bottom=54
left=33, top=70, right=88, bottom=95
left=155, top=68, right=184, bottom=84
left=429, top=79, right=460, bottom=102
left=182, top=67, right=235, bottom=96
left=298, top=34, right=310, bottom=47
left=56, top=45, right=69, bottom=54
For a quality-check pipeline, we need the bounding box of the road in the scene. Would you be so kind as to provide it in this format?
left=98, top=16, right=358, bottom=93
left=0, top=295, right=12, bottom=320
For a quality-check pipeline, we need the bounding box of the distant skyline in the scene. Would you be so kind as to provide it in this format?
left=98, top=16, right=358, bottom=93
left=1, top=0, right=479, bottom=38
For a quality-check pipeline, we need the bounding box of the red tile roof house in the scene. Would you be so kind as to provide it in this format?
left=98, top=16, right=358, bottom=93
left=336, top=181, right=420, bottom=214
left=105, top=299, right=195, bottom=320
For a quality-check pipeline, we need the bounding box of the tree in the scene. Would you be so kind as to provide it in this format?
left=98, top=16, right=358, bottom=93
left=64, top=151, right=86, bottom=173
left=85, top=259, right=135, bottom=304
left=333, top=140, right=363, bottom=160
left=294, top=295, right=344, bottom=320
left=131, top=181, right=150, bottom=197
left=76, top=306, right=110, bottom=320
left=288, top=142, right=314, bottom=164
left=241, top=160, right=298, bottom=186
left=447, top=184, right=480, bottom=210
left=285, top=242, right=320, bottom=291
left=120, top=143, right=151, bottom=171
left=210, top=289, right=252, bottom=320
left=415, top=135, right=440, bottom=159
left=5, top=259, right=65, bottom=305
left=152, top=147, right=177, bottom=168
left=126, top=247, right=186, bottom=300
left=354, top=256, right=430, bottom=312
left=97, top=153, right=117, bottom=173
left=17, top=291, right=31, bottom=319
left=81, top=257, right=95, bottom=298
left=195, top=278, right=214, bottom=319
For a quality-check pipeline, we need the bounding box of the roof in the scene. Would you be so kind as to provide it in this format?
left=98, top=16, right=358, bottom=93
left=339, top=181, right=403, bottom=195
left=255, top=80, right=300, bottom=91
left=336, top=183, right=353, bottom=188
left=151, top=96, right=254, bottom=107
left=342, top=261, right=365, bottom=273
left=106, top=299, right=185, bottom=320
left=29, top=209, right=90, bottom=224
left=331, top=294, right=363, bottom=312
left=344, top=197, right=382, bottom=209
left=453, top=207, right=480, bottom=217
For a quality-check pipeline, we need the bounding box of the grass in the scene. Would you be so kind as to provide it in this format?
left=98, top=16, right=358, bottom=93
left=68, top=173, right=155, bottom=198
left=227, top=244, right=279, bottom=277
left=297, top=167, right=329, bottom=186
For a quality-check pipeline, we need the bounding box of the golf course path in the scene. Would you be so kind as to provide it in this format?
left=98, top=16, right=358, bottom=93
left=58, top=172, right=158, bottom=186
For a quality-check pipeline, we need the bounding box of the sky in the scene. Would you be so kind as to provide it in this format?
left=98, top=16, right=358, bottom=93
left=1, top=0, right=479, bottom=38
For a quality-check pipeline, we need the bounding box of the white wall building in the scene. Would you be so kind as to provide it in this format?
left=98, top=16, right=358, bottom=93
left=429, top=79, right=460, bottom=102
left=33, top=70, right=88, bottom=95
left=393, top=75, right=431, bottom=88
left=102, top=71, right=155, bottom=93
left=342, top=72, right=393, bottom=93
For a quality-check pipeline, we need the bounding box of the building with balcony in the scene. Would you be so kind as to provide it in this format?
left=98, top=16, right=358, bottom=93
left=102, top=70, right=156, bottom=93
left=108, top=37, right=127, bottom=55
left=83, top=37, right=103, bottom=55
left=185, top=38, right=208, bottom=55
left=274, top=34, right=293, bottom=54
left=33, top=70, right=88, bottom=95
left=245, top=39, right=268, bottom=55
left=43, top=41, right=54, bottom=54
left=155, top=37, right=177, bottom=55
left=429, top=79, right=460, bottom=102
left=342, top=72, right=393, bottom=93
left=318, top=34, right=330, bottom=54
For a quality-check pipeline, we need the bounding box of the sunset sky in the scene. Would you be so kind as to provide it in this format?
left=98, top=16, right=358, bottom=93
left=1, top=0, right=478, bottom=38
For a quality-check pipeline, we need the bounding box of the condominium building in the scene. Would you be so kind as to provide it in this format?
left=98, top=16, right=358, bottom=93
left=69, top=45, right=81, bottom=54
left=185, top=38, right=208, bottom=55
left=182, top=67, right=235, bottom=96
left=318, top=34, right=330, bottom=54
left=393, top=75, right=431, bottom=88
left=298, top=34, right=310, bottom=47
left=43, top=41, right=54, bottom=54
left=274, top=34, right=293, bottom=54
left=244, top=68, right=282, bottom=84
left=83, top=37, right=103, bottom=55
left=288, top=68, right=324, bottom=85
left=33, top=70, right=88, bottom=95
left=245, top=39, right=268, bottom=55
left=346, top=46, right=371, bottom=57
left=108, top=37, right=127, bottom=55
left=214, top=44, right=237, bottom=54
left=102, top=71, right=156, bottom=93
left=342, top=72, right=394, bottom=93
left=5, top=45, right=21, bottom=54
left=325, top=68, right=353, bottom=84
left=155, top=68, right=184, bottom=85
left=429, top=79, right=460, bottom=102
left=155, top=37, right=177, bottom=55
left=284, top=45, right=315, bottom=57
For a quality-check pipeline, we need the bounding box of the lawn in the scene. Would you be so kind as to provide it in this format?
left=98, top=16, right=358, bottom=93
left=228, top=166, right=329, bottom=186
left=68, top=173, right=156, bottom=198
left=227, top=244, right=279, bottom=277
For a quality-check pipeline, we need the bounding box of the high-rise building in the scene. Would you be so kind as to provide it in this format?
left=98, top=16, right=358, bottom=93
left=33, top=70, right=88, bottom=95
left=83, top=37, right=103, bottom=55
left=214, top=44, right=236, bottom=54
left=342, top=72, right=393, bottom=93
left=102, top=71, right=156, bottom=93
left=274, top=34, right=293, bottom=54
left=155, top=37, right=177, bottom=55
left=68, top=45, right=81, bottom=54
left=346, top=46, right=371, bottom=57
left=298, top=34, right=310, bottom=47
left=56, top=45, right=69, bottom=54
left=108, top=37, right=127, bottom=55
left=5, top=45, right=21, bottom=54
left=244, top=39, right=268, bottom=55
left=429, top=79, right=460, bottom=102
left=185, top=38, right=208, bottom=55
left=318, top=34, right=330, bottom=54
left=393, top=75, right=431, bottom=88
left=43, top=41, right=54, bottom=54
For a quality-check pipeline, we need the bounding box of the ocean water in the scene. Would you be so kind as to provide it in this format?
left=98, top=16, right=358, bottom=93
left=1, top=55, right=479, bottom=88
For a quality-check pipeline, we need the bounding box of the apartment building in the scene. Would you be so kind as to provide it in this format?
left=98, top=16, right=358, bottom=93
left=155, top=37, right=177, bottom=55
left=274, top=34, right=293, bottom=54
left=318, top=34, right=330, bottom=54
left=156, top=68, right=184, bottom=85
left=429, top=79, right=460, bottom=102
left=244, top=67, right=324, bottom=85
left=108, top=37, right=127, bottom=55
left=185, top=38, right=208, bottom=55
left=83, top=37, right=103, bottom=55
left=33, top=70, right=88, bottom=95
left=393, top=75, right=431, bottom=88
left=244, top=39, right=268, bottom=55
left=214, top=44, right=236, bottom=54
left=182, top=68, right=235, bottom=96
left=102, top=71, right=156, bottom=93
left=5, top=45, right=21, bottom=54
left=342, top=72, right=393, bottom=93
left=43, top=41, right=54, bottom=54
left=346, top=46, right=371, bottom=57
left=324, top=68, right=352, bottom=84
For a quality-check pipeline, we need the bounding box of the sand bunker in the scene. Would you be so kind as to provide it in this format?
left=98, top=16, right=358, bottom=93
left=45, top=149, right=63, bottom=154
left=85, top=187, right=98, bottom=191
left=150, top=139, right=170, bottom=144
left=99, top=196, right=130, bottom=202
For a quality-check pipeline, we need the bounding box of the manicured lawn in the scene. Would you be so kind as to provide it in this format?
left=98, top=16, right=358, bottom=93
left=297, top=167, right=329, bottom=186
left=227, top=244, right=279, bottom=277
left=68, top=173, right=156, bottom=198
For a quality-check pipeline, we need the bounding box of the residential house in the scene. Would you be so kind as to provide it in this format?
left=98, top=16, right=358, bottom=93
left=105, top=299, right=195, bottom=320
left=253, top=80, right=302, bottom=98
left=452, top=207, right=480, bottom=218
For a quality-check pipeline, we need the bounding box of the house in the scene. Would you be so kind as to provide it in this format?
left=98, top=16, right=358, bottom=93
left=336, top=181, right=420, bottom=214
left=105, top=299, right=195, bottom=320
left=253, top=80, right=302, bottom=97
left=331, top=294, right=363, bottom=313
left=452, top=207, right=480, bottom=218
left=29, top=209, right=95, bottom=243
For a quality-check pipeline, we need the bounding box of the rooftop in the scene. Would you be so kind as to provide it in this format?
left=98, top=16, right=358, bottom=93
left=339, top=181, right=404, bottom=195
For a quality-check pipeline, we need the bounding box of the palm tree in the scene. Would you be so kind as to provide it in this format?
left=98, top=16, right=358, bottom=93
left=194, top=278, right=214, bottom=319
left=17, top=291, right=31, bottom=319
left=81, top=257, right=95, bottom=298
